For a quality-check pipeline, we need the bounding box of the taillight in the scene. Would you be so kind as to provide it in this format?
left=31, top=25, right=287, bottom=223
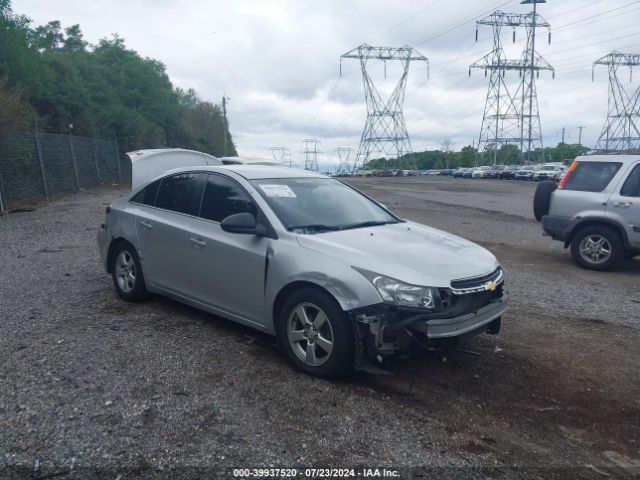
left=559, top=161, right=579, bottom=189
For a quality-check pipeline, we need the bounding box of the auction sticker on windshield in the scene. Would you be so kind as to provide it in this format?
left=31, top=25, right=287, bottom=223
left=259, top=184, right=297, bottom=198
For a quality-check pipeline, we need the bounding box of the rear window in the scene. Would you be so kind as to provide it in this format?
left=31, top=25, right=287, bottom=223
left=620, top=164, right=640, bottom=197
left=563, top=161, right=622, bottom=192
left=155, top=173, right=201, bottom=214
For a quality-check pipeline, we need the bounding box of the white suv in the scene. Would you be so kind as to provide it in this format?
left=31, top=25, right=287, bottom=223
left=534, top=155, right=640, bottom=270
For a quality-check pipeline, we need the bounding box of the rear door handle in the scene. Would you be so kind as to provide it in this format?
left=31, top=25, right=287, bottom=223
left=611, top=201, right=632, bottom=208
left=139, top=220, right=152, bottom=230
left=190, top=237, right=206, bottom=248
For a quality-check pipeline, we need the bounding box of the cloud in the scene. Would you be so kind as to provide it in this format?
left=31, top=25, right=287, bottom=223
left=17, top=0, right=640, bottom=158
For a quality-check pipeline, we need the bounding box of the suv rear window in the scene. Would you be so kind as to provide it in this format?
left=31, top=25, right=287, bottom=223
left=620, top=164, right=640, bottom=197
left=563, top=161, right=622, bottom=192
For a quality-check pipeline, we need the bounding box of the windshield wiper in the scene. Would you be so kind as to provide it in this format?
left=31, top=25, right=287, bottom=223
left=288, top=224, right=341, bottom=232
left=339, top=220, right=398, bottom=230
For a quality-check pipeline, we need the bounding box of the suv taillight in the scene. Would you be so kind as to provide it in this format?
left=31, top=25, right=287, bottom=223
left=559, top=161, right=579, bottom=189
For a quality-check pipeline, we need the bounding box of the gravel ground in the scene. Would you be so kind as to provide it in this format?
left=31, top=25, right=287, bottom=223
left=1, top=179, right=639, bottom=479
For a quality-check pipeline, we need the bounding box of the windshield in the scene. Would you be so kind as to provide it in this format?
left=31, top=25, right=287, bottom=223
left=251, top=178, right=399, bottom=233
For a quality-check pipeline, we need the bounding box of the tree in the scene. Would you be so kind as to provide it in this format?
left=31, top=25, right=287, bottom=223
left=31, top=20, right=64, bottom=51
left=455, top=146, right=475, bottom=167
left=63, top=24, right=86, bottom=51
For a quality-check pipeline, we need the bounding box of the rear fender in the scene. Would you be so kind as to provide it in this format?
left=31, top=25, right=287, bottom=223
left=564, top=218, right=631, bottom=250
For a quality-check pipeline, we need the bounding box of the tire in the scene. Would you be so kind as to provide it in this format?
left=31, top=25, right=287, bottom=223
left=570, top=226, right=624, bottom=271
left=276, top=287, right=355, bottom=378
left=111, top=241, right=149, bottom=301
left=533, top=180, right=557, bottom=222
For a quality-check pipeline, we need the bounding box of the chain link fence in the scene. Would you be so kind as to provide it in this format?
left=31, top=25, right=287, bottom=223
left=0, top=130, right=131, bottom=213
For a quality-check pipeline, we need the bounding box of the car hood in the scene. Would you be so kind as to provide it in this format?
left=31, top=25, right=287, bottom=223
left=296, top=222, right=498, bottom=288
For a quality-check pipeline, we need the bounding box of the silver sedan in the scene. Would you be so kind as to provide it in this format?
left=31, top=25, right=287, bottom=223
left=98, top=166, right=508, bottom=377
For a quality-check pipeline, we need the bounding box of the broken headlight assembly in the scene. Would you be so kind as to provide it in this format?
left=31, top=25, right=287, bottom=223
left=353, top=267, right=441, bottom=311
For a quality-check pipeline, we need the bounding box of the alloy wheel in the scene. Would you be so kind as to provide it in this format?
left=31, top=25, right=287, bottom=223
left=579, top=234, right=612, bottom=265
left=287, top=302, right=334, bottom=367
left=116, top=250, right=137, bottom=293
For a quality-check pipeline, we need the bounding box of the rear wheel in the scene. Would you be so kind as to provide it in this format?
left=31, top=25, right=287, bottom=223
left=533, top=180, right=557, bottom=222
left=570, top=226, right=624, bottom=271
left=276, top=287, right=354, bottom=378
left=111, top=241, right=148, bottom=301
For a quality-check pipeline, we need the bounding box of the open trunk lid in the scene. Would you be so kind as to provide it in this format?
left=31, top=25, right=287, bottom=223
left=127, top=148, right=221, bottom=189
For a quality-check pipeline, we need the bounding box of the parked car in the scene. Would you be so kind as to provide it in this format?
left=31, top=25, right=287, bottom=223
left=440, top=169, right=454, bottom=176
left=557, top=165, right=569, bottom=182
left=534, top=155, right=640, bottom=270
left=98, top=163, right=508, bottom=378
left=452, top=168, right=466, bottom=178
left=532, top=164, right=562, bottom=182
left=485, top=166, right=501, bottom=179
left=498, top=165, right=518, bottom=180
left=462, top=168, right=474, bottom=178
left=472, top=166, right=492, bottom=179
left=515, top=165, right=537, bottom=180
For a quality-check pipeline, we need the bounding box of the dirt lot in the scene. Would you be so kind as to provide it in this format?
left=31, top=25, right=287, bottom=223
left=1, top=177, right=639, bottom=479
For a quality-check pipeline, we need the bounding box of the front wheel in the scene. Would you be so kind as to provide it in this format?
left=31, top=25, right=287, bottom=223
left=276, top=287, right=355, bottom=378
left=570, top=226, right=624, bottom=271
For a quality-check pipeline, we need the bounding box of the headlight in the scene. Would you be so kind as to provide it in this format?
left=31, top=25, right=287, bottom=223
left=353, top=268, right=440, bottom=310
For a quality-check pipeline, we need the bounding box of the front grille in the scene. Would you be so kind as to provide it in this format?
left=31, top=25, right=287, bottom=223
left=437, top=284, right=503, bottom=319
left=450, top=267, right=503, bottom=291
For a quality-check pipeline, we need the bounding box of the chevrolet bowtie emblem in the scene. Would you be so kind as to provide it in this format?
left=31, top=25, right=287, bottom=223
left=486, top=281, right=497, bottom=291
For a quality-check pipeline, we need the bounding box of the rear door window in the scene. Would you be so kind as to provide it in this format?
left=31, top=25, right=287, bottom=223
left=155, top=173, right=201, bottom=215
left=620, top=164, right=640, bottom=197
left=563, top=161, right=622, bottom=192
left=199, top=174, right=257, bottom=222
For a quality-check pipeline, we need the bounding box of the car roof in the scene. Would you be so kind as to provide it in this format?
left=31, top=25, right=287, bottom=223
left=160, top=165, right=327, bottom=180
left=577, top=154, right=640, bottom=164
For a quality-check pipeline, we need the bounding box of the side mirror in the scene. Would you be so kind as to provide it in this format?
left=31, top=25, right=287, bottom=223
left=220, top=212, right=267, bottom=236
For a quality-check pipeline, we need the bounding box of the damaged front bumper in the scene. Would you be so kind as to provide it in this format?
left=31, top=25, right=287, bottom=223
left=352, top=289, right=509, bottom=358
left=410, top=293, right=508, bottom=338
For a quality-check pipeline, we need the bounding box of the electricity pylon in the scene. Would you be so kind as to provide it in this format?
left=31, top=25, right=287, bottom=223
left=470, top=2, right=553, bottom=165
left=269, top=146, right=294, bottom=167
left=334, top=148, right=354, bottom=173
left=593, top=52, right=640, bottom=152
left=340, top=44, right=428, bottom=171
left=302, top=139, right=321, bottom=171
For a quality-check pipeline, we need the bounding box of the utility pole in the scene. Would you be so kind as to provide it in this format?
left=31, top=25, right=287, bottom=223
left=340, top=44, right=428, bottom=171
left=578, top=126, right=585, bottom=145
left=441, top=138, right=453, bottom=169
left=222, top=94, right=230, bottom=156
left=302, top=139, right=321, bottom=171
left=561, top=127, right=565, bottom=144
left=470, top=5, right=553, bottom=165
left=593, top=52, right=640, bottom=152
left=334, top=147, right=354, bottom=173
left=269, top=147, right=294, bottom=167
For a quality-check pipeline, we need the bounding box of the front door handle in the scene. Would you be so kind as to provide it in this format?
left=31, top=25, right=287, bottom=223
left=139, top=220, right=152, bottom=230
left=611, top=201, right=632, bottom=208
left=190, top=237, right=206, bottom=248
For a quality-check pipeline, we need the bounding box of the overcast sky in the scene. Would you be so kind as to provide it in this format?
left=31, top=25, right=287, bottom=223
left=16, top=0, right=640, bottom=167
